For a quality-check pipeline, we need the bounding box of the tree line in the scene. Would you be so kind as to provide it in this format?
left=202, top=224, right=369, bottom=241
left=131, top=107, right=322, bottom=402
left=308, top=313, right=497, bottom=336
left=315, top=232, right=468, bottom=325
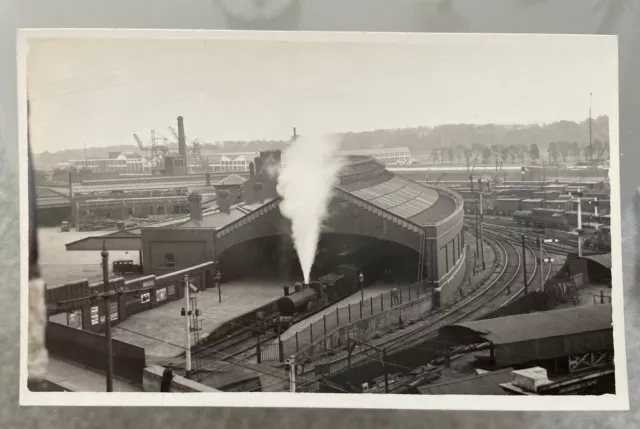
left=427, top=139, right=610, bottom=167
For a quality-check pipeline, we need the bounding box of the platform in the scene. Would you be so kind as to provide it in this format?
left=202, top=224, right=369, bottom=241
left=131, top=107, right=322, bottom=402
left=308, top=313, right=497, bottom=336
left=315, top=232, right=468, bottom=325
left=111, top=278, right=284, bottom=362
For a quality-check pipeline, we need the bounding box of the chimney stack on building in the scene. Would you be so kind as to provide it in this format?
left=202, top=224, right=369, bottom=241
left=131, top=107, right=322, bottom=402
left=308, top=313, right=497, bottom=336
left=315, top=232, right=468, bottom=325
left=249, top=162, right=255, bottom=179
left=188, top=192, right=202, bottom=221
left=254, top=182, right=264, bottom=203
left=217, top=189, right=231, bottom=214
left=177, top=116, right=186, bottom=157
left=254, top=156, right=263, bottom=179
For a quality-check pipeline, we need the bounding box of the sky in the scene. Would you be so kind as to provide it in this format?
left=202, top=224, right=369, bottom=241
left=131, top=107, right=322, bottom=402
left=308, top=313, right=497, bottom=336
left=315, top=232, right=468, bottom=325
left=26, top=32, right=618, bottom=153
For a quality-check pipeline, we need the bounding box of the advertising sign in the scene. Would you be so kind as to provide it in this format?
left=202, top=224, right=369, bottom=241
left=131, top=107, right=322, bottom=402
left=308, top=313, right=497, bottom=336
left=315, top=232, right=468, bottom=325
left=142, top=279, right=155, bottom=289
left=141, top=292, right=151, bottom=304
left=156, top=288, right=167, bottom=302
left=167, top=284, right=176, bottom=296
left=109, top=301, right=119, bottom=322
left=90, top=306, right=99, bottom=325
left=67, top=309, right=82, bottom=330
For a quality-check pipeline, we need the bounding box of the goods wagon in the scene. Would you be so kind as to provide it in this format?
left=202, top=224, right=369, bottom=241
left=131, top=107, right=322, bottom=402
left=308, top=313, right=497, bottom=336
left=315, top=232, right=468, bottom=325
left=495, top=198, right=523, bottom=215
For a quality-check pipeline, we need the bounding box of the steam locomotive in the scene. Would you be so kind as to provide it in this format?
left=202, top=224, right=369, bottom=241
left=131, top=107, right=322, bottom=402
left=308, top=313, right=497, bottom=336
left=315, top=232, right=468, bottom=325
left=273, top=243, right=384, bottom=330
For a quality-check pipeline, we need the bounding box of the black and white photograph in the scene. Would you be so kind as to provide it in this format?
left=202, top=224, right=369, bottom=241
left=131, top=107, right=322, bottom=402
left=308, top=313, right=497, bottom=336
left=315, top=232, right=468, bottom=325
left=19, top=29, right=627, bottom=409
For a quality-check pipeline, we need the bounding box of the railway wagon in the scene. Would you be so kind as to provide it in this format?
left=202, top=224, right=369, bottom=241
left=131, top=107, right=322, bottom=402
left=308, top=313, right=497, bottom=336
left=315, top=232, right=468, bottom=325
left=495, top=198, right=523, bottom=215
left=461, top=193, right=495, bottom=214
left=531, top=208, right=567, bottom=229
left=533, top=191, right=560, bottom=200
left=520, top=198, right=544, bottom=211
left=544, top=199, right=573, bottom=211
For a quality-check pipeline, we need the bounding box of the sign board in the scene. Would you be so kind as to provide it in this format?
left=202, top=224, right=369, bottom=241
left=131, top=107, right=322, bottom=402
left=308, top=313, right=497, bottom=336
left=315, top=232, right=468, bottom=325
left=90, top=306, right=99, bottom=326
left=167, top=284, right=176, bottom=296
left=100, top=316, right=106, bottom=324
left=156, top=287, right=167, bottom=302
left=67, top=309, right=82, bottom=330
left=109, top=301, right=119, bottom=322
left=141, top=292, right=151, bottom=304
left=142, top=279, right=155, bottom=289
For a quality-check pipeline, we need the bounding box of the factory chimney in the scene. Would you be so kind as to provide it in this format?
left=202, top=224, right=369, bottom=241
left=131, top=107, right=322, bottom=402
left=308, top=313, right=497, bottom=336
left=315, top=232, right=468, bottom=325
left=177, top=116, right=186, bottom=156
left=188, top=192, right=202, bottom=221
left=217, top=189, right=231, bottom=214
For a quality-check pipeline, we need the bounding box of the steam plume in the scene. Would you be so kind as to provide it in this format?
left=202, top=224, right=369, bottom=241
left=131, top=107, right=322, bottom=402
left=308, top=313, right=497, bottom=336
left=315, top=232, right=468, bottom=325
left=277, top=135, right=345, bottom=284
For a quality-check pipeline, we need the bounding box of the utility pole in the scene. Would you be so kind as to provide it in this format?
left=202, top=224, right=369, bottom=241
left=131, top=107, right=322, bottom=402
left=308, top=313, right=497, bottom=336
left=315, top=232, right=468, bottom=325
left=541, top=239, right=558, bottom=293
left=574, top=191, right=584, bottom=257
left=382, top=348, right=389, bottom=393
left=101, top=244, right=114, bottom=392
left=286, top=358, right=296, bottom=392
left=183, top=274, right=192, bottom=378
left=475, top=201, right=480, bottom=266
left=50, top=242, right=151, bottom=392
left=521, top=234, right=529, bottom=313
left=537, top=237, right=544, bottom=294
left=478, top=182, right=486, bottom=271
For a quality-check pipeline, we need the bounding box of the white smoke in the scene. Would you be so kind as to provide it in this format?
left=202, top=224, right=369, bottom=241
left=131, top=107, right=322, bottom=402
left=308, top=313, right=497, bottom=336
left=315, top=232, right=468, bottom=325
left=277, top=134, right=345, bottom=284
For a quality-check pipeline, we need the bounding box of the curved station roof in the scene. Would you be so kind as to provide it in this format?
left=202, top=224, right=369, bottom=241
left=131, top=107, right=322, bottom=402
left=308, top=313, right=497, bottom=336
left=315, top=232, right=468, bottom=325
left=66, top=155, right=461, bottom=251
left=336, top=157, right=458, bottom=226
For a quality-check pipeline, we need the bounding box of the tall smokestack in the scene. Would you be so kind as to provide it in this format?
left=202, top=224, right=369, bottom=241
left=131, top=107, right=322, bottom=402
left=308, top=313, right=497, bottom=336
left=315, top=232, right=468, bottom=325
left=177, top=116, right=186, bottom=156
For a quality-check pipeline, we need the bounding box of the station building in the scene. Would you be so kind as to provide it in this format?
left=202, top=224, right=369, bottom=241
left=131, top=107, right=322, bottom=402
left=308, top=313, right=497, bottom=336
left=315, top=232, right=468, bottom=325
left=67, top=150, right=466, bottom=301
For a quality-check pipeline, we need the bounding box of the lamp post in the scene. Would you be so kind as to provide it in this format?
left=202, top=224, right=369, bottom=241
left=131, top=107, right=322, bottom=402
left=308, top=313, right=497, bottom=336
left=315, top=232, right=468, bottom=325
left=359, top=272, right=364, bottom=303
left=215, top=270, right=222, bottom=303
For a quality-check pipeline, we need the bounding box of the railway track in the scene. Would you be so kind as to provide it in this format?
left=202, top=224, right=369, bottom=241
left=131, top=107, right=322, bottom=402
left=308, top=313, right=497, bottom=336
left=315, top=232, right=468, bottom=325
left=298, top=227, right=553, bottom=387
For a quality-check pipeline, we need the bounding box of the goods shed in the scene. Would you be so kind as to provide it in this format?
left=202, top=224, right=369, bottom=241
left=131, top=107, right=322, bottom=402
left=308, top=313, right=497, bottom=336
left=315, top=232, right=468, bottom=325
left=439, top=305, right=613, bottom=368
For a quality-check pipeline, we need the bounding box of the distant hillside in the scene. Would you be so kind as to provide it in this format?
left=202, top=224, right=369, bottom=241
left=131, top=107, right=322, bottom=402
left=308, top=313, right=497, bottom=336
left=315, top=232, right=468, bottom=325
left=336, top=116, right=609, bottom=154
left=33, top=116, right=609, bottom=169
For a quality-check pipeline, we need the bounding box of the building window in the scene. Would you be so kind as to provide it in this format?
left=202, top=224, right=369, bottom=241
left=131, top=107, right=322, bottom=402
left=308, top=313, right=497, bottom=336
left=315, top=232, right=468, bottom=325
left=164, top=253, right=176, bottom=268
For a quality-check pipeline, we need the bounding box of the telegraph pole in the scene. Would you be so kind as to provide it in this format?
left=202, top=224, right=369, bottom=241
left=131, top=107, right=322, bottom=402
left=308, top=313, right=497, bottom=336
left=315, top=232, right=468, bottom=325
left=183, top=274, right=192, bottom=378
left=537, top=238, right=544, bottom=293
left=478, top=181, right=486, bottom=270
left=101, top=243, right=114, bottom=392
left=475, top=202, right=480, bottom=266
left=541, top=239, right=558, bottom=293
left=574, top=191, right=584, bottom=257
left=521, top=234, right=529, bottom=313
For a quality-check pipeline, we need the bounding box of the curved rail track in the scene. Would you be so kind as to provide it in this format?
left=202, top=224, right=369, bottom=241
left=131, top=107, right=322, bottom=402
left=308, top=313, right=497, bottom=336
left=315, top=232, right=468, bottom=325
left=296, top=225, right=559, bottom=387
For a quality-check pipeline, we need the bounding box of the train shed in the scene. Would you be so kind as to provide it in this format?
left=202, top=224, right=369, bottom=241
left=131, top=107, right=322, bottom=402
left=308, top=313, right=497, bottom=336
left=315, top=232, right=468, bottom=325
left=439, top=304, right=613, bottom=369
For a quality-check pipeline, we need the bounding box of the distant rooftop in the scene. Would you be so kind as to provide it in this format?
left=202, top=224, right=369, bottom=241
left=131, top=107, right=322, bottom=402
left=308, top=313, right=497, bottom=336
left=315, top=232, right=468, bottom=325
left=216, top=174, right=248, bottom=186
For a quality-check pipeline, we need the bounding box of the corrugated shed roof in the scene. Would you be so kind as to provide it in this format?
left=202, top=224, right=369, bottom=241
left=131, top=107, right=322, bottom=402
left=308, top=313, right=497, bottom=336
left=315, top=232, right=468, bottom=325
left=582, top=253, right=612, bottom=269
left=418, top=368, right=513, bottom=395
left=442, top=304, right=612, bottom=345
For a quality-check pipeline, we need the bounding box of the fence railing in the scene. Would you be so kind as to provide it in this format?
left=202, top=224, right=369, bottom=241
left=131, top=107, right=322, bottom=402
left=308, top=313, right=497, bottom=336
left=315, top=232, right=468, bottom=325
left=269, top=280, right=434, bottom=363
